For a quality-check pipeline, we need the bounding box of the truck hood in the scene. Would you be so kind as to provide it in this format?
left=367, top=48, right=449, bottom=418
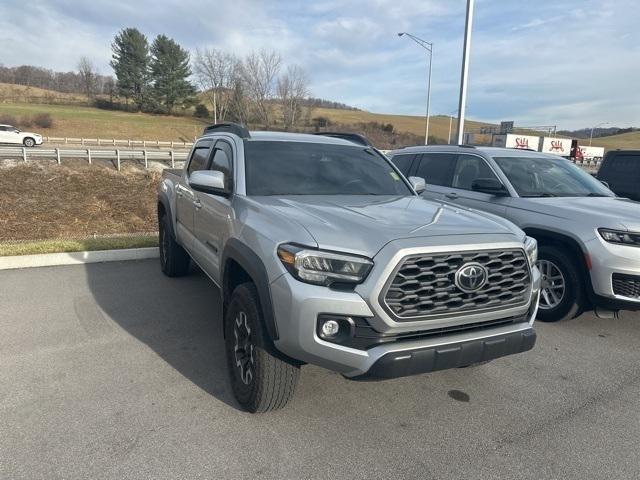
left=513, top=196, right=640, bottom=231
left=259, top=195, right=522, bottom=257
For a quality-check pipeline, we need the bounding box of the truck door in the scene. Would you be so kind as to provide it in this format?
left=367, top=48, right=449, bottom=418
left=192, top=139, right=235, bottom=285
left=175, top=139, right=213, bottom=250
left=412, top=152, right=457, bottom=202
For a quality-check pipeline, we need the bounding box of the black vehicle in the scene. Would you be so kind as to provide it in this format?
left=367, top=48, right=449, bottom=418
left=597, top=150, right=640, bottom=201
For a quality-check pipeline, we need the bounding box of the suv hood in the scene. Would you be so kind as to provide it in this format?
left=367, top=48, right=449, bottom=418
left=514, top=196, right=640, bottom=231
left=260, top=195, right=523, bottom=257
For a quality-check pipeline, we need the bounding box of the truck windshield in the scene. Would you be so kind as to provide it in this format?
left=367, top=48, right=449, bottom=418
left=244, top=141, right=412, bottom=196
left=493, top=156, right=613, bottom=198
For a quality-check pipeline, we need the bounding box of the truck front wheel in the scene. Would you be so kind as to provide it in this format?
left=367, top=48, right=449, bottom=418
left=159, top=213, right=190, bottom=277
left=225, top=283, right=299, bottom=413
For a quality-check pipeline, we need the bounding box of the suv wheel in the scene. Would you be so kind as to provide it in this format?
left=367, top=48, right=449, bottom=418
left=159, top=213, right=190, bottom=277
left=225, top=283, right=299, bottom=413
left=23, top=137, right=35, bottom=147
left=536, top=245, right=585, bottom=322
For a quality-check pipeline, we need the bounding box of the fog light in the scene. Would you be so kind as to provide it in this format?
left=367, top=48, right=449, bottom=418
left=320, top=319, right=340, bottom=338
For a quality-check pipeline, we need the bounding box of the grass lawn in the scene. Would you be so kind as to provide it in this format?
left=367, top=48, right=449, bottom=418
left=0, top=102, right=206, bottom=141
left=0, top=235, right=158, bottom=256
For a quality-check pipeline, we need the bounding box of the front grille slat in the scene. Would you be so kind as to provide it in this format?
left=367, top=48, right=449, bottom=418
left=612, top=273, right=640, bottom=298
left=383, top=249, right=531, bottom=321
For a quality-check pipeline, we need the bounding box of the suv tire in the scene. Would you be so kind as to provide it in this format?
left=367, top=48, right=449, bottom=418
left=23, top=137, right=35, bottom=147
left=159, top=213, right=190, bottom=277
left=225, top=283, right=299, bottom=413
left=536, top=245, right=585, bottom=322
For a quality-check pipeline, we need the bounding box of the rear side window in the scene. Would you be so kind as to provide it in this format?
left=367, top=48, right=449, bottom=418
left=601, top=154, right=640, bottom=180
left=391, top=154, right=414, bottom=176
left=414, top=153, right=456, bottom=187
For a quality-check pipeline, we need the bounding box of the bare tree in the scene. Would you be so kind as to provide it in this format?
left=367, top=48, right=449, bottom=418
left=77, top=57, right=97, bottom=102
left=277, top=65, right=309, bottom=130
left=194, top=48, right=238, bottom=123
left=242, top=50, right=282, bottom=128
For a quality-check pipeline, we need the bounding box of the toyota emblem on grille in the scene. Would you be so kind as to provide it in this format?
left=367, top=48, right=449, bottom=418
left=454, top=263, right=488, bottom=293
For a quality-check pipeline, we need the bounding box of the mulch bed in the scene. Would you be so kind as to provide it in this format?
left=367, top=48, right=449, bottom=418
left=0, top=160, right=160, bottom=241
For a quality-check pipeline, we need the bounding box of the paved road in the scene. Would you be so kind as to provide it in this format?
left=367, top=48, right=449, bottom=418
left=1, top=260, right=639, bottom=479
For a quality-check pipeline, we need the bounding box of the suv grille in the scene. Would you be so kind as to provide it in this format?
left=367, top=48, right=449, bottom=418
left=383, top=249, right=531, bottom=320
left=612, top=273, right=640, bottom=298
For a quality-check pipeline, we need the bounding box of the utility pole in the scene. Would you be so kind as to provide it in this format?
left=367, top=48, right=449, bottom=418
left=456, top=0, right=474, bottom=145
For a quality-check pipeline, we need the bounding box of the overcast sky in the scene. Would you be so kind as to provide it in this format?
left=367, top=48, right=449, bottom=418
left=1, top=0, right=638, bottom=129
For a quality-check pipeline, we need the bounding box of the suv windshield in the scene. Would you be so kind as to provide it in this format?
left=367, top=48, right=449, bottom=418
left=493, top=156, right=613, bottom=197
left=244, top=141, right=411, bottom=196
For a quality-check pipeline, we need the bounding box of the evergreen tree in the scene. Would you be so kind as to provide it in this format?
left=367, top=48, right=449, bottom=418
left=150, top=35, right=195, bottom=114
left=110, top=27, right=150, bottom=111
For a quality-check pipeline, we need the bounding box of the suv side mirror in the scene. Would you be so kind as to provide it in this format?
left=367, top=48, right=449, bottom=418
left=189, top=170, right=229, bottom=196
left=471, top=178, right=508, bottom=196
left=408, top=176, right=426, bottom=194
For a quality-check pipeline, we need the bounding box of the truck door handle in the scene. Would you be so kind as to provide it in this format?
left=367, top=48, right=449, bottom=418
left=445, top=192, right=459, bottom=199
left=193, top=199, right=202, bottom=209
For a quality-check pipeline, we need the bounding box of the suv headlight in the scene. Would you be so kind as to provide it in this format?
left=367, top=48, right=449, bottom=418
left=524, top=236, right=538, bottom=265
left=277, top=243, right=373, bottom=287
left=598, top=228, right=640, bottom=246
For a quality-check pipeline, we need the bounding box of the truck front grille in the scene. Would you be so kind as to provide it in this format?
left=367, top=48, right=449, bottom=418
left=383, top=249, right=531, bottom=320
left=612, top=273, right=640, bottom=298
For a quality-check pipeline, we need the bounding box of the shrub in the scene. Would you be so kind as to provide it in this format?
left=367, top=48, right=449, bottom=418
left=20, top=116, right=33, bottom=128
left=0, top=114, right=18, bottom=127
left=33, top=113, right=53, bottom=129
left=194, top=103, right=209, bottom=118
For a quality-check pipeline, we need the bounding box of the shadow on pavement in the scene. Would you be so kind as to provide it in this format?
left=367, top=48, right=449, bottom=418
left=84, top=258, right=239, bottom=409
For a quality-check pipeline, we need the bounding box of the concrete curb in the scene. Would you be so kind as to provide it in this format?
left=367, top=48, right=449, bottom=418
left=0, top=247, right=159, bottom=270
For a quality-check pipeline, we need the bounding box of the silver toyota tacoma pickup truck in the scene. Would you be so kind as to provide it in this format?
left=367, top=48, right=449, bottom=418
left=389, top=145, right=640, bottom=322
left=157, top=123, right=541, bottom=412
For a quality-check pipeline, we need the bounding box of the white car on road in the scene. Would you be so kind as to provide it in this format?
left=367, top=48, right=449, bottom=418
left=0, top=124, right=43, bottom=147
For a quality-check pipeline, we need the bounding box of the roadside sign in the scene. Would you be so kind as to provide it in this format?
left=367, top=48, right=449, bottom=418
left=500, top=121, right=514, bottom=134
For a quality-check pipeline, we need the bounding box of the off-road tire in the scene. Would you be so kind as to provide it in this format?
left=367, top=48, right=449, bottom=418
left=159, top=213, right=190, bottom=277
left=536, top=245, right=585, bottom=322
left=225, top=283, right=299, bottom=413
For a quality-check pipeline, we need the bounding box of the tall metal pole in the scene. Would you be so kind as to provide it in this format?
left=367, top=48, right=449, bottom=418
left=425, top=45, right=433, bottom=145
left=398, top=33, right=433, bottom=145
left=589, top=122, right=608, bottom=146
left=456, top=0, right=474, bottom=145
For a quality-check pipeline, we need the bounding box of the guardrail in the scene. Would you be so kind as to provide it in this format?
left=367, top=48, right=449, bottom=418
left=0, top=146, right=188, bottom=170
left=42, top=136, right=194, bottom=149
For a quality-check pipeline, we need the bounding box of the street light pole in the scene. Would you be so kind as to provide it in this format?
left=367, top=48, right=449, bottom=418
left=398, top=32, right=433, bottom=145
left=455, top=0, right=475, bottom=145
left=589, top=121, right=608, bottom=146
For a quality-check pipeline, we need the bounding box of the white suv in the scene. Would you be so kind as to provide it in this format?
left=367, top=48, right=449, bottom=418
left=0, top=124, right=43, bottom=147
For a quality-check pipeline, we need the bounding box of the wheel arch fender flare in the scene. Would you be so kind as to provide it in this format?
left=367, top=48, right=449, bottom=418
left=221, top=238, right=279, bottom=344
left=157, top=192, right=176, bottom=238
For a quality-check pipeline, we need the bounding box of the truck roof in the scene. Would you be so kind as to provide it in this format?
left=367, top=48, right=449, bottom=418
left=202, top=129, right=366, bottom=147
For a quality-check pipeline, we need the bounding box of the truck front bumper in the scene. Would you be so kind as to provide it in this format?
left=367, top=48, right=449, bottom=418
left=269, top=239, right=541, bottom=378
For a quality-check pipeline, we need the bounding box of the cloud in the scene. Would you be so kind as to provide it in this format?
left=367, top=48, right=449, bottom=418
left=0, top=0, right=637, bottom=128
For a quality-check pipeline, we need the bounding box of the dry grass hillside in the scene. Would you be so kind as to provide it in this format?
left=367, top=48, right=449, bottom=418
left=0, top=82, right=637, bottom=149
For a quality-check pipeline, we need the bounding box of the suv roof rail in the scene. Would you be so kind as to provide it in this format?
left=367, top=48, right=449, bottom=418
left=458, top=144, right=476, bottom=148
left=203, top=122, right=251, bottom=139
left=312, top=132, right=372, bottom=147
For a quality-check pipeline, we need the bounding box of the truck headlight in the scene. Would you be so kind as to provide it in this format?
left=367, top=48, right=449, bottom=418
left=524, top=236, right=538, bottom=265
left=599, top=228, right=640, bottom=246
left=277, top=243, right=373, bottom=287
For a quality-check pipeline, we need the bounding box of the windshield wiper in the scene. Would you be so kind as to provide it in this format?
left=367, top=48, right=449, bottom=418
left=521, top=193, right=557, bottom=197
left=586, top=193, right=610, bottom=197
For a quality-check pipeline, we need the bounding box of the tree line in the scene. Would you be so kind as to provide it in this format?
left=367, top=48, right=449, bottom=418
left=1, top=26, right=358, bottom=130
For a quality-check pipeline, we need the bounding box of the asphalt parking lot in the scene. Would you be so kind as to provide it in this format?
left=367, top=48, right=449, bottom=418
left=2, top=259, right=640, bottom=479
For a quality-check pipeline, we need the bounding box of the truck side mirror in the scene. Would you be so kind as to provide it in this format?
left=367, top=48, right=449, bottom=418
left=408, top=176, right=426, bottom=194
left=472, top=178, right=509, bottom=196
left=189, top=170, right=229, bottom=196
